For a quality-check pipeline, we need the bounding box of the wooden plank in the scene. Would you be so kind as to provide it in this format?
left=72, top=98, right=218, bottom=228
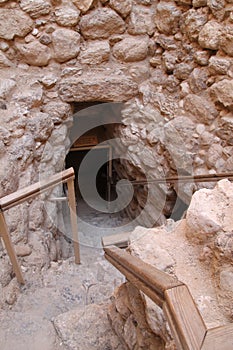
left=164, top=285, right=206, bottom=350
left=105, top=254, right=164, bottom=307
left=201, top=324, right=233, bottom=350
left=0, top=212, right=25, bottom=284
left=104, top=246, right=183, bottom=301
left=67, top=178, right=80, bottom=264
left=0, top=168, right=74, bottom=211
left=102, top=232, right=130, bottom=248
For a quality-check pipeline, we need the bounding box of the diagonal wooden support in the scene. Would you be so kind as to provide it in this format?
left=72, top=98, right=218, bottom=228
left=0, top=211, right=25, bottom=284
left=201, top=324, right=233, bottom=350
left=67, top=178, right=80, bottom=264
left=163, top=285, right=206, bottom=350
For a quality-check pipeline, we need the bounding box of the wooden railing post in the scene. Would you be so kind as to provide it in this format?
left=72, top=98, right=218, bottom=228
left=0, top=211, right=25, bottom=284
left=0, top=168, right=81, bottom=283
left=67, top=178, right=80, bottom=264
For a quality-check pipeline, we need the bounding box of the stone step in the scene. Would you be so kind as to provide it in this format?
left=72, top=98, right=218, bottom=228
left=53, top=303, right=127, bottom=350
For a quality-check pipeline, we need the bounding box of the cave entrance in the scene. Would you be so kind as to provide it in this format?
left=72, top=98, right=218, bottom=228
left=65, top=102, right=123, bottom=207
left=65, top=127, right=113, bottom=204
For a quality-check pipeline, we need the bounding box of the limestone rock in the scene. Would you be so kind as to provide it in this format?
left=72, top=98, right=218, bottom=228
left=188, top=67, right=208, bottom=93
left=208, top=56, right=231, bottom=75
left=72, top=0, right=94, bottom=13
left=210, top=79, right=233, bottom=108
left=186, top=188, right=223, bottom=240
left=15, top=244, right=32, bottom=257
left=0, top=258, right=13, bottom=288
left=58, top=72, right=138, bottom=102
left=20, top=0, right=51, bottom=18
left=183, top=94, right=218, bottom=124
left=26, top=112, right=54, bottom=142
left=52, top=28, right=81, bottom=63
left=80, top=8, right=125, bottom=39
left=155, top=1, right=181, bottom=35
left=128, top=5, right=155, bottom=35
left=79, top=40, right=110, bottom=65
left=42, top=100, right=72, bottom=124
left=12, top=82, right=43, bottom=108
left=206, top=143, right=223, bottom=169
left=0, top=51, right=13, bottom=67
left=173, top=62, right=193, bottom=80
left=54, top=6, right=80, bottom=27
left=113, top=36, right=148, bottom=62
left=39, top=34, right=52, bottom=45
left=198, top=21, right=223, bottom=50
left=220, top=25, right=233, bottom=56
left=53, top=304, right=126, bottom=350
left=181, top=9, right=208, bottom=41
left=109, top=0, right=132, bottom=18
left=194, top=50, right=210, bottom=66
left=0, top=156, right=19, bottom=197
left=0, top=9, right=33, bottom=40
left=129, top=227, right=175, bottom=271
left=193, top=0, right=207, bottom=6
left=207, top=0, right=226, bottom=20
left=16, top=41, right=51, bottom=66
left=216, top=113, right=233, bottom=145
left=164, top=116, right=195, bottom=170
left=40, top=74, right=58, bottom=88
left=3, top=278, right=20, bottom=305
left=0, top=79, right=16, bottom=99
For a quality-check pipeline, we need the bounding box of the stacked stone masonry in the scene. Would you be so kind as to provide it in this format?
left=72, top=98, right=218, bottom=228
left=0, top=0, right=233, bottom=317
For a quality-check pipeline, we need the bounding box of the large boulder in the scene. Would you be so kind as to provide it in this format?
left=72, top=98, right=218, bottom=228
left=52, top=29, right=81, bottom=63
left=220, top=25, right=233, bottom=56
left=198, top=21, right=223, bottom=50
left=210, top=79, right=233, bottom=108
left=79, top=8, right=125, bottom=39
left=72, top=0, right=94, bottom=13
left=58, top=72, right=138, bottom=102
left=15, top=41, right=51, bottom=66
left=53, top=304, right=126, bottom=350
left=54, top=6, right=80, bottom=27
left=109, top=0, right=132, bottom=18
left=128, top=5, right=155, bottom=35
left=20, top=0, right=51, bottom=18
left=183, top=94, right=218, bottom=124
left=113, top=36, right=149, bottom=62
left=79, top=41, right=110, bottom=65
left=155, top=1, right=181, bottom=35
left=0, top=10, right=33, bottom=40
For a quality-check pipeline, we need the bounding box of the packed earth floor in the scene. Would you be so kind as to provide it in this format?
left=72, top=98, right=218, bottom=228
left=0, top=199, right=136, bottom=350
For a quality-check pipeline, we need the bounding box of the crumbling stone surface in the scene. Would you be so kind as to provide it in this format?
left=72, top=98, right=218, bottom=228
left=0, top=0, right=233, bottom=311
left=109, top=180, right=233, bottom=348
left=53, top=304, right=127, bottom=350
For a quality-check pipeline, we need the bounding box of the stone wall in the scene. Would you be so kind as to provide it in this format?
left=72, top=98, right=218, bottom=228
left=0, top=0, right=233, bottom=294
left=109, top=180, right=233, bottom=349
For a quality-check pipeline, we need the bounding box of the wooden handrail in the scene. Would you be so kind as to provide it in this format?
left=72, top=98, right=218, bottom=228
left=0, top=168, right=80, bottom=284
left=0, top=168, right=75, bottom=211
left=104, top=245, right=233, bottom=350
left=116, top=172, right=233, bottom=186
